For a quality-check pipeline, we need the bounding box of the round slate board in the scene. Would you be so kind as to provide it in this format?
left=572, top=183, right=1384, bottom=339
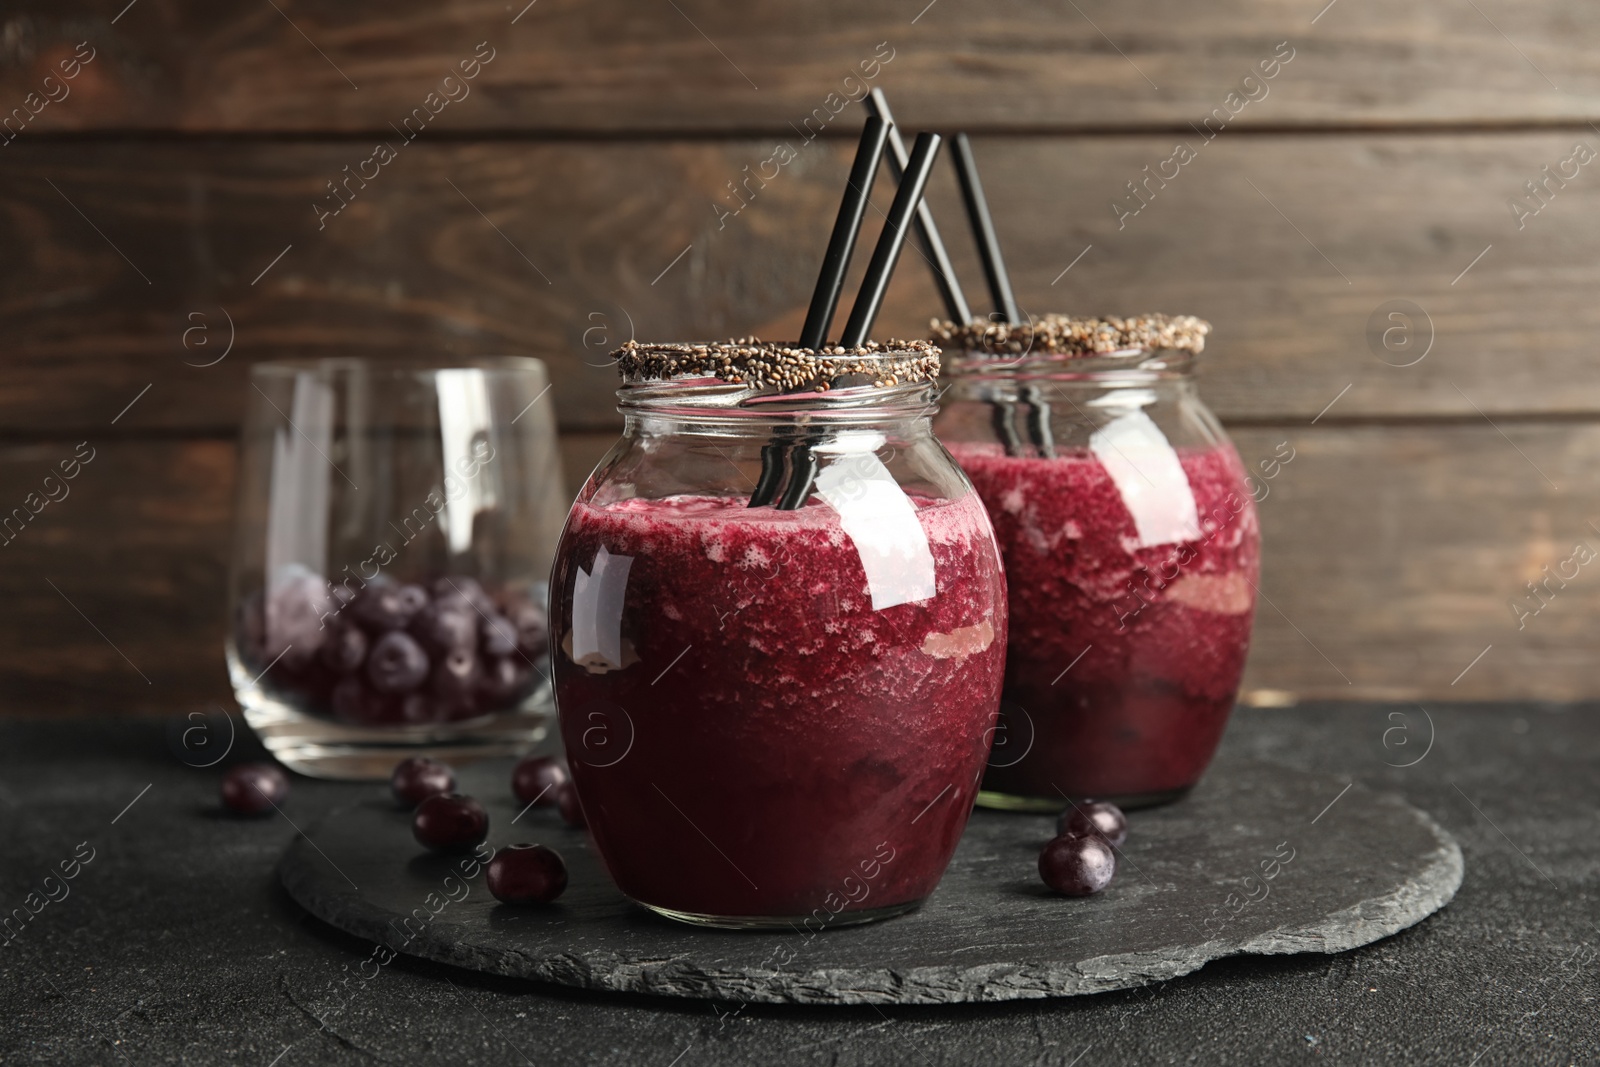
left=279, top=759, right=1462, bottom=1005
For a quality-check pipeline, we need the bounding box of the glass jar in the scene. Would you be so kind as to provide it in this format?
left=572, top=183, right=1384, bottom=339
left=228, top=357, right=567, bottom=779
left=552, top=340, right=1006, bottom=929
left=932, top=316, right=1259, bottom=810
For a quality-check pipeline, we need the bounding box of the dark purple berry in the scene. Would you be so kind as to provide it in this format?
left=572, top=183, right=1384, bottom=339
left=480, top=657, right=532, bottom=707
left=435, top=681, right=483, bottom=723
left=410, top=602, right=477, bottom=653
left=431, top=642, right=482, bottom=720
left=1039, top=832, right=1116, bottom=896
left=353, top=578, right=424, bottom=633
left=412, top=793, right=488, bottom=853
left=486, top=844, right=567, bottom=904
left=252, top=575, right=545, bottom=729
left=508, top=603, right=549, bottom=656
left=264, top=574, right=334, bottom=669
left=1057, top=800, right=1127, bottom=848
left=441, top=693, right=485, bottom=721
left=391, top=757, right=456, bottom=807
left=366, top=632, right=430, bottom=694
left=511, top=755, right=568, bottom=805
left=432, top=648, right=480, bottom=699
left=556, top=781, right=585, bottom=828
left=347, top=574, right=391, bottom=619
left=330, top=676, right=362, bottom=718
left=480, top=613, right=518, bottom=658
left=318, top=624, right=368, bottom=675
left=395, top=584, right=428, bottom=617
left=432, top=576, right=494, bottom=615
left=331, top=677, right=383, bottom=724
left=430, top=575, right=466, bottom=599
left=397, top=692, right=437, bottom=725
left=221, top=762, right=289, bottom=816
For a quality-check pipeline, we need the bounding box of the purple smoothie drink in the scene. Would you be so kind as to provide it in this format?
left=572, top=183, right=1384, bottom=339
left=932, top=315, right=1260, bottom=809
left=552, top=340, right=1007, bottom=928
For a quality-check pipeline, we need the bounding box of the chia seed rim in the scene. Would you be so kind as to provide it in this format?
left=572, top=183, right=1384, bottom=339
left=931, top=314, right=1211, bottom=360
left=611, top=339, right=942, bottom=398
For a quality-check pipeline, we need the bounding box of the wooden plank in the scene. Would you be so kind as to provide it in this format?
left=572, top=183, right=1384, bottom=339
left=1228, top=423, right=1600, bottom=704
left=2, top=424, right=1598, bottom=715
left=0, top=438, right=234, bottom=715
left=3, top=132, right=1599, bottom=431
left=1, top=1, right=1597, bottom=132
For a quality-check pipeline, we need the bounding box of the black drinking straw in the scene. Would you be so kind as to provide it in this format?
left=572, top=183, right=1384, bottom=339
left=776, top=436, right=822, bottom=511
left=750, top=117, right=890, bottom=509
left=951, top=132, right=1050, bottom=455
left=952, top=132, right=1020, bottom=325
left=1025, top=386, right=1057, bottom=458
left=991, top=403, right=1025, bottom=455
left=838, top=131, right=944, bottom=348
left=798, top=116, right=891, bottom=350
left=865, top=89, right=971, bottom=325
left=772, top=131, right=943, bottom=511
left=747, top=438, right=791, bottom=507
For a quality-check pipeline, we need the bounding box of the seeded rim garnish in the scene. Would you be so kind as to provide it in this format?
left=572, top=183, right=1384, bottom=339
left=611, top=339, right=943, bottom=392
left=931, top=314, right=1212, bottom=357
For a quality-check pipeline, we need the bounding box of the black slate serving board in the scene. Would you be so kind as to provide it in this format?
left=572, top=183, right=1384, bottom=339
left=279, top=758, right=1461, bottom=1005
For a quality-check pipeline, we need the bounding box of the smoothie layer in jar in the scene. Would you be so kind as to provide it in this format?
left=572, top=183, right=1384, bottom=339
left=553, top=489, right=1006, bottom=923
left=952, top=441, right=1258, bottom=804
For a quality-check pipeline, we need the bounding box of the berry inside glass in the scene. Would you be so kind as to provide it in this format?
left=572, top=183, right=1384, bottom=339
left=933, top=315, right=1259, bottom=809
left=226, top=357, right=568, bottom=779
left=235, top=573, right=547, bottom=729
left=552, top=340, right=1007, bottom=929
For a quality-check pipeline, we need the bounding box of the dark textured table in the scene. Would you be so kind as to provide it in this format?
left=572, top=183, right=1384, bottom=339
left=1, top=705, right=1594, bottom=1066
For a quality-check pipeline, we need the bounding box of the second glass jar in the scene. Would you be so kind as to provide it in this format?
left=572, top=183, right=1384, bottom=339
left=933, top=317, right=1260, bottom=810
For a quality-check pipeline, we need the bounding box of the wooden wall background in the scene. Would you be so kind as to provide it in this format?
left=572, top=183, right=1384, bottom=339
left=3, top=0, right=1599, bottom=715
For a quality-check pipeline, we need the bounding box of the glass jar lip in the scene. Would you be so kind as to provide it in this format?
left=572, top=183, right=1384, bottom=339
left=248, top=355, right=547, bottom=379
left=946, top=347, right=1196, bottom=379
left=617, top=377, right=936, bottom=419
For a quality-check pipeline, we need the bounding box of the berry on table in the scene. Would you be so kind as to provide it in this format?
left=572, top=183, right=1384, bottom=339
left=412, top=793, right=489, bottom=853
left=1057, top=800, right=1128, bottom=848
left=511, top=755, right=568, bottom=805
left=1039, top=832, right=1116, bottom=896
left=486, top=843, right=568, bottom=904
left=221, top=762, right=289, bottom=816
left=390, top=757, right=456, bottom=807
